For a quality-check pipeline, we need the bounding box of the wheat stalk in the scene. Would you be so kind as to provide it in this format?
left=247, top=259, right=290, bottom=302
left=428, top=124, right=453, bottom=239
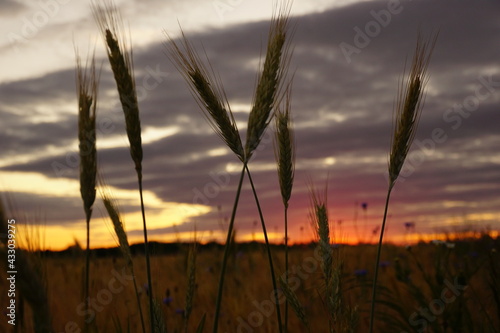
left=309, top=185, right=338, bottom=332
left=166, top=31, right=244, bottom=161
left=369, top=31, right=438, bottom=333
left=76, top=51, right=98, bottom=332
left=165, top=3, right=293, bottom=332
left=274, top=83, right=294, bottom=332
left=92, top=2, right=154, bottom=331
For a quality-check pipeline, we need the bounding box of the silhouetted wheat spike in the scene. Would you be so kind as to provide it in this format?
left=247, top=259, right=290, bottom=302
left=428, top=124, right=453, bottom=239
left=369, top=31, right=438, bottom=333
left=166, top=3, right=293, bottom=332
left=275, top=85, right=295, bottom=209
left=92, top=2, right=154, bottom=332
left=101, top=184, right=146, bottom=333
left=245, top=2, right=292, bottom=161
left=240, top=4, right=294, bottom=332
left=310, top=189, right=333, bottom=289
left=76, top=52, right=98, bottom=331
left=166, top=31, right=244, bottom=161
left=309, top=186, right=337, bottom=332
left=279, top=277, right=310, bottom=331
left=388, top=34, right=437, bottom=187
left=274, top=84, right=294, bottom=332
left=166, top=28, right=247, bottom=333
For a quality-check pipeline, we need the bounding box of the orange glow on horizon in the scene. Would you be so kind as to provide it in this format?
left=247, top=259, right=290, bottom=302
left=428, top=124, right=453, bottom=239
left=27, top=224, right=498, bottom=252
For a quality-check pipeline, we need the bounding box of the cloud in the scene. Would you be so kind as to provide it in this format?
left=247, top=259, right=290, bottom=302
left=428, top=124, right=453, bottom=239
left=0, top=0, right=26, bottom=17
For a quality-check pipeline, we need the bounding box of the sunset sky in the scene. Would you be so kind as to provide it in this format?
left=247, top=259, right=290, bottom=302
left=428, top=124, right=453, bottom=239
left=1, top=0, right=499, bottom=250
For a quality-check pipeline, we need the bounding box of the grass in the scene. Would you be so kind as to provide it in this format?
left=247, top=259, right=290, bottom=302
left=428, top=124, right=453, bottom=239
left=92, top=2, right=154, bottom=331
left=274, top=84, right=295, bottom=332
left=76, top=50, right=99, bottom=332
left=166, top=2, right=293, bottom=331
left=369, top=31, right=439, bottom=333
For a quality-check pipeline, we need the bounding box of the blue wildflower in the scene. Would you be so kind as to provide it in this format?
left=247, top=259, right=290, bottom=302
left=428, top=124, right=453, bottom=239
left=354, top=269, right=368, bottom=277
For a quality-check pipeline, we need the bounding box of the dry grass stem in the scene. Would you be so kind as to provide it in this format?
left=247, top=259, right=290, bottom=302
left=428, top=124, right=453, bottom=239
left=245, top=1, right=293, bottom=160
left=92, top=2, right=154, bottom=331
left=388, top=32, right=438, bottom=186
left=166, top=31, right=244, bottom=161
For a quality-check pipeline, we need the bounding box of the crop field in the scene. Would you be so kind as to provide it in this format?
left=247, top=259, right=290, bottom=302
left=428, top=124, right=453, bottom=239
left=0, top=238, right=499, bottom=332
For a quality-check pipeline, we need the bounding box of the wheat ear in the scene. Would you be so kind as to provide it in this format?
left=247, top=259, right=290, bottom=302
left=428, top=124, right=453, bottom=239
left=240, top=4, right=294, bottom=331
left=310, top=185, right=338, bottom=331
left=279, top=277, right=310, bottom=331
left=245, top=1, right=293, bottom=161
left=275, top=84, right=295, bottom=208
left=152, top=298, right=167, bottom=333
left=388, top=32, right=438, bottom=187
left=92, top=2, right=154, bottom=331
left=166, top=31, right=244, bottom=161
left=165, top=27, right=248, bottom=333
left=92, top=4, right=142, bottom=174
left=369, top=31, right=438, bottom=333
left=100, top=183, right=146, bottom=333
left=76, top=51, right=98, bottom=331
left=310, top=188, right=332, bottom=287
